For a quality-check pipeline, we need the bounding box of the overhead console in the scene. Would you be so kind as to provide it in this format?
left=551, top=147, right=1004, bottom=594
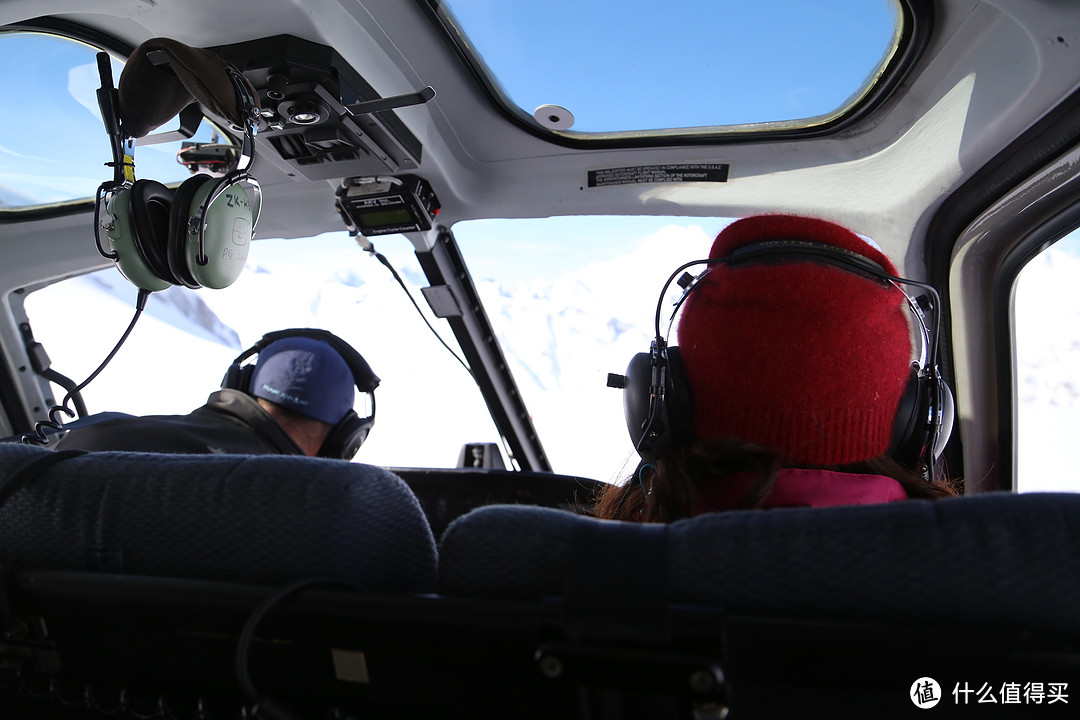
left=210, top=35, right=428, bottom=181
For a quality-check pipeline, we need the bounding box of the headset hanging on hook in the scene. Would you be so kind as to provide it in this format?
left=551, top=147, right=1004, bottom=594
left=25, top=41, right=265, bottom=445
left=95, top=38, right=263, bottom=293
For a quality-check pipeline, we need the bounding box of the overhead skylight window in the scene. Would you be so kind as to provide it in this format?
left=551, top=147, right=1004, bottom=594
left=431, top=0, right=906, bottom=137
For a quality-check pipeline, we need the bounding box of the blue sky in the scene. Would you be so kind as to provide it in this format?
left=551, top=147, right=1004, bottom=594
left=443, top=0, right=900, bottom=132
left=0, top=33, right=217, bottom=205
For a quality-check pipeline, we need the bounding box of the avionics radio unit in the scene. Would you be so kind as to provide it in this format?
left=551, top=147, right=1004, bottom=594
left=335, top=175, right=440, bottom=236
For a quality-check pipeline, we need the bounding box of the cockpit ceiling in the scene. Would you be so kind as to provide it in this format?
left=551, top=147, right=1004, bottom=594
left=2, top=0, right=1080, bottom=258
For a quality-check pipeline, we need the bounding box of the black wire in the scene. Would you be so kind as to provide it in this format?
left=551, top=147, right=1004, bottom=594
left=41, top=369, right=88, bottom=419
left=58, top=289, right=150, bottom=415
left=652, top=258, right=717, bottom=344
left=366, top=245, right=526, bottom=468
left=370, top=249, right=474, bottom=380
left=21, top=289, right=150, bottom=445
left=236, top=579, right=357, bottom=719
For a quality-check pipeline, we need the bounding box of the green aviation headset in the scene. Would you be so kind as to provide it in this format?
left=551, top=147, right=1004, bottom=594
left=98, top=41, right=262, bottom=292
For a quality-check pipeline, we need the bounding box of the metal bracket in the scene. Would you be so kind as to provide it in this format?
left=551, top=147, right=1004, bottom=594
left=134, top=102, right=204, bottom=147
left=343, top=86, right=436, bottom=116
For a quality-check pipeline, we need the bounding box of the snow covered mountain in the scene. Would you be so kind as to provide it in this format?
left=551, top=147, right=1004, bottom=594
left=1013, top=246, right=1080, bottom=492
left=83, top=272, right=240, bottom=349
left=21, top=228, right=1080, bottom=490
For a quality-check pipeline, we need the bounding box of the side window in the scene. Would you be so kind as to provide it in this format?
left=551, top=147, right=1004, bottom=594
left=1013, top=228, right=1080, bottom=492
left=0, top=31, right=223, bottom=210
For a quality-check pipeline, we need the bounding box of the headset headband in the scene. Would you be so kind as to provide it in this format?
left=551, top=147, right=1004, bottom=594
left=189, top=64, right=262, bottom=267
left=94, top=44, right=263, bottom=272
left=225, top=65, right=260, bottom=172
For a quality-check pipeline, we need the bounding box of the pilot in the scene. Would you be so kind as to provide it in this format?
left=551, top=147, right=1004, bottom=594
left=54, top=330, right=376, bottom=460
left=595, top=214, right=959, bottom=522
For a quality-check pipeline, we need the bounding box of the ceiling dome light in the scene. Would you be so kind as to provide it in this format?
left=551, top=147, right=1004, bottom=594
left=534, top=104, right=574, bottom=130
left=280, top=100, right=329, bottom=126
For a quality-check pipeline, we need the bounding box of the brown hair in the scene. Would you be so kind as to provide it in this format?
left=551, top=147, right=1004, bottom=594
left=592, top=438, right=960, bottom=523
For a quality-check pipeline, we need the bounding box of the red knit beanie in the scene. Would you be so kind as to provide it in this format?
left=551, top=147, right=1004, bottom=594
left=676, top=214, right=912, bottom=466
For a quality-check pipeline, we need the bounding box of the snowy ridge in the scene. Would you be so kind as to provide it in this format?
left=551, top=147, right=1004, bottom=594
left=1014, top=246, right=1080, bottom=491
left=84, top=273, right=241, bottom=350
left=22, top=230, right=1080, bottom=489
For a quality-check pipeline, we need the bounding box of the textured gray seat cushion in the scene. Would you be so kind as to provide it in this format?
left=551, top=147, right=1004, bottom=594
left=0, top=443, right=436, bottom=591
left=439, top=493, right=1080, bottom=637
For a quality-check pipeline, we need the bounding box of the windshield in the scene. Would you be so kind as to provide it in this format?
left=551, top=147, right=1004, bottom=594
left=25, top=218, right=722, bottom=479
left=455, top=217, right=726, bottom=478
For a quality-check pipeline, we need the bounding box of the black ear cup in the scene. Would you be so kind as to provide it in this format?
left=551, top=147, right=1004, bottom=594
left=889, top=371, right=923, bottom=467
left=167, top=175, right=214, bottom=289
left=621, top=351, right=656, bottom=455
left=220, top=361, right=256, bottom=394
left=318, top=409, right=375, bottom=461
left=621, top=345, right=694, bottom=464
left=104, top=180, right=174, bottom=292
left=129, top=179, right=176, bottom=282
left=890, top=369, right=955, bottom=472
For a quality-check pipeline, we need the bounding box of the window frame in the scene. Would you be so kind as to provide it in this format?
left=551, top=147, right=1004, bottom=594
left=0, top=18, right=235, bottom=220
left=416, top=0, right=933, bottom=148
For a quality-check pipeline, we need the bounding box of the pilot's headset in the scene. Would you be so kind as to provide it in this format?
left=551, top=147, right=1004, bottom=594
left=99, top=38, right=262, bottom=292
left=222, top=329, right=381, bottom=461
left=609, top=218, right=955, bottom=481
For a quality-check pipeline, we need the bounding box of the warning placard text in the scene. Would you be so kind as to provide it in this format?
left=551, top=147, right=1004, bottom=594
left=587, top=164, right=729, bottom=188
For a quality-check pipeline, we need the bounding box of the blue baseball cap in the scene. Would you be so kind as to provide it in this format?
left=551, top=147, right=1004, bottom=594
left=249, top=337, right=355, bottom=424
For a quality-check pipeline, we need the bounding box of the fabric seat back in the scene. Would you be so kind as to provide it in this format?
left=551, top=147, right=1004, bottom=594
left=439, top=493, right=1080, bottom=637
left=0, top=443, right=436, bottom=591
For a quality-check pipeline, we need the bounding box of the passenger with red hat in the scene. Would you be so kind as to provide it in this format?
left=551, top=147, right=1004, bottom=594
left=595, top=214, right=958, bottom=522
